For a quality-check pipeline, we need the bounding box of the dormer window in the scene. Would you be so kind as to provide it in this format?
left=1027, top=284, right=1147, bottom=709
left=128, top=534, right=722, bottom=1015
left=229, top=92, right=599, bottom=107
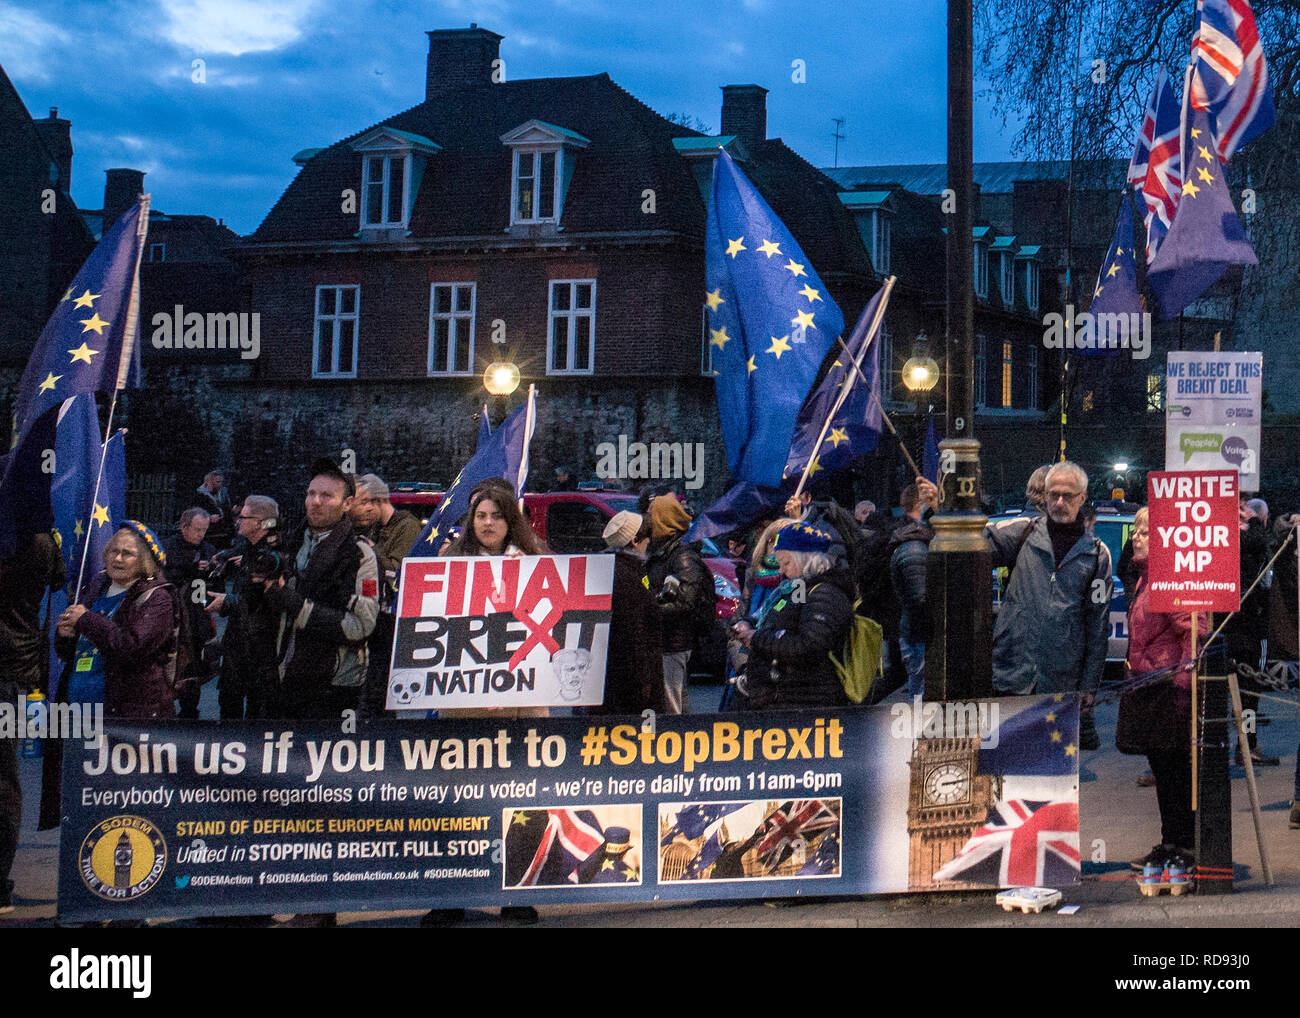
left=990, top=235, right=1016, bottom=306
left=1016, top=245, right=1043, bottom=312
left=973, top=226, right=991, bottom=300
left=839, top=190, right=893, bottom=278
left=350, top=127, right=441, bottom=234
left=501, top=120, right=590, bottom=228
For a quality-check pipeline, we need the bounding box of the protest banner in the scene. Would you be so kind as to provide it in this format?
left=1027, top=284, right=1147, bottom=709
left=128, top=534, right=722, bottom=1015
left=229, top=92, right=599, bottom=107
left=1165, top=352, right=1262, bottom=490
left=1147, top=470, right=1240, bottom=612
left=388, top=554, right=614, bottom=710
left=57, top=696, right=1080, bottom=920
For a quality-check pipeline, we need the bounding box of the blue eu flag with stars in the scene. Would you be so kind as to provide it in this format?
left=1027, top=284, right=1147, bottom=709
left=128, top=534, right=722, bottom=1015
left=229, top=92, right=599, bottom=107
left=1085, top=193, right=1144, bottom=334
left=706, top=150, right=843, bottom=488
left=12, top=196, right=149, bottom=440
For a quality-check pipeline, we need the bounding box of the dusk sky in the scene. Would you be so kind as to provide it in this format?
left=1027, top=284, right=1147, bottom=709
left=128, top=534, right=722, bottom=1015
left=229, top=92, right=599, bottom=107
left=4, top=0, right=1029, bottom=235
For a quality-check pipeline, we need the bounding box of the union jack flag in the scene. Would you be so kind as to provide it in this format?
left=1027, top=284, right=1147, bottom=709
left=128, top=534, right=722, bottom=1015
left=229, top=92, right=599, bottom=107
left=931, top=799, right=1080, bottom=888
left=754, top=800, right=837, bottom=871
left=1191, top=0, right=1275, bottom=161
left=504, top=808, right=604, bottom=887
left=1139, top=70, right=1183, bottom=262
left=1127, top=67, right=1165, bottom=195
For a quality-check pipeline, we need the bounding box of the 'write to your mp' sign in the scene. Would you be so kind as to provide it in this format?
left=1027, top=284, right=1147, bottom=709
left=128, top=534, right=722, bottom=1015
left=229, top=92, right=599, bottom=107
left=1147, top=471, right=1240, bottom=613
left=388, top=555, right=614, bottom=710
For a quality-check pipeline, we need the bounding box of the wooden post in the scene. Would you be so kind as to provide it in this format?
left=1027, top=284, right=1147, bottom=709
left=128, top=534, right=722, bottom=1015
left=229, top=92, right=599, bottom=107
left=1190, top=613, right=1198, bottom=812
left=1227, top=671, right=1273, bottom=884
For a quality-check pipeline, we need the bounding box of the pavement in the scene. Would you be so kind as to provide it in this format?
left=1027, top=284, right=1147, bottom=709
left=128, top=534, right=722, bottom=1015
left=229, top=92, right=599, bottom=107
left=4, top=680, right=1298, bottom=929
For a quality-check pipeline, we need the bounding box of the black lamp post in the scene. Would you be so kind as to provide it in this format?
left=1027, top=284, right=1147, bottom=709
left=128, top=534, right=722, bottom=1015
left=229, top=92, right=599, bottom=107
left=902, top=331, right=939, bottom=465
left=925, top=0, right=993, bottom=700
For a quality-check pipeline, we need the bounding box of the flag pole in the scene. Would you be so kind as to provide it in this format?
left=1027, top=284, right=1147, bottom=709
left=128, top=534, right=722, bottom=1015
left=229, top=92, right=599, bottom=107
left=72, top=196, right=150, bottom=601
left=516, top=383, right=537, bottom=511
left=793, top=276, right=896, bottom=498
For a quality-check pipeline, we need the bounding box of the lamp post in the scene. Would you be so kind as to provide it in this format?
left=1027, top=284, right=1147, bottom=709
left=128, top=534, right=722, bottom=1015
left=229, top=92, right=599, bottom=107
left=483, top=360, right=521, bottom=426
left=902, top=331, right=939, bottom=467
left=925, top=0, right=993, bottom=700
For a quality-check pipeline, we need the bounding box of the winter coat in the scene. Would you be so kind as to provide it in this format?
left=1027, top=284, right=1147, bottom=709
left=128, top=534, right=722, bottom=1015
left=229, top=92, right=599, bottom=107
left=744, top=566, right=854, bottom=710
left=646, top=534, right=710, bottom=654
left=57, top=572, right=178, bottom=719
left=264, top=519, right=379, bottom=718
left=1116, top=569, right=1198, bottom=754
left=370, top=508, right=423, bottom=582
left=889, top=518, right=934, bottom=644
left=1267, top=520, right=1298, bottom=661
left=984, top=515, right=1112, bottom=695
left=600, top=550, right=666, bottom=714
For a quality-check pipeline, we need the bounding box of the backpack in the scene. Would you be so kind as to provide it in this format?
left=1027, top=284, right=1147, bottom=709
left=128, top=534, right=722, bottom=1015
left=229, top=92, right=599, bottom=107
left=159, top=585, right=195, bottom=694
left=828, top=597, right=884, bottom=704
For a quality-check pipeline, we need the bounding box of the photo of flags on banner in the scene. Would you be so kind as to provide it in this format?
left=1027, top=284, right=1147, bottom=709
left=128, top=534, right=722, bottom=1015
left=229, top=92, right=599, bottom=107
left=658, top=799, right=842, bottom=882
left=502, top=806, right=642, bottom=888
left=931, top=798, right=1080, bottom=888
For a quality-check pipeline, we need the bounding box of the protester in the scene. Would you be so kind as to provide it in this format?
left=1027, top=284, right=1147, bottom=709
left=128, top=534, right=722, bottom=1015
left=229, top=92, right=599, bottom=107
left=0, top=530, right=64, bottom=913
left=645, top=495, right=710, bottom=714
left=425, top=481, right=543, bottom=928
left=163, top=508, right=216, bottom=719
left=853, top=500, right=877, bottom=525
left=936, top=462, right=1109, bottom=745
left=551, top=465, right=579, bottom=492
left=731, top=523, right=854, bottom=709
left=1115, top=507, right=1201, bottom=877
left=855, top=495, right=904, bottom=701
left=194, top=469, right=234, bottom=548
left=207, top=495, right=282, bottom=720
left=1228, top=493, right=1277, bottom=765
left=351, top=474, right=422, bottom=717
left=598, top=510, right=666, bottom=714
left=55, top=522, right=178, bottom=719
left=1022, top=464, right=1049, bottom=515
left=889, top=484, right=935, bottom=700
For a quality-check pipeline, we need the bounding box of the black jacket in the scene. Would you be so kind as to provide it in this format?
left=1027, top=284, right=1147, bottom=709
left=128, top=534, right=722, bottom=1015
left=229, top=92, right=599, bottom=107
left=646, top=534, right=710, bottom=654
left=264, top=519, right=379, bottom=718
left=889, top=518, right=934, bottom=643
left=744, top=567, right=854, bottom=710
left=600, top=550, right=667, bottom=713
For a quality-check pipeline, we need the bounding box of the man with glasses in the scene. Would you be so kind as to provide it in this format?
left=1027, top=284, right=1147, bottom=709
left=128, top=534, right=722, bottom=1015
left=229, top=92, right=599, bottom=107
left=983, top=462, right=1112, bottom=727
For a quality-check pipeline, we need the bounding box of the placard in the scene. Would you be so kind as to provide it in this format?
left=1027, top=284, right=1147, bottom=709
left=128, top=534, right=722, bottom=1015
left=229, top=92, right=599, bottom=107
left=1165, top=352, right=1261, bottom=490
left=1147, top=470, right=1240, bottom=612
left=389, top=555, right=614, bottom=710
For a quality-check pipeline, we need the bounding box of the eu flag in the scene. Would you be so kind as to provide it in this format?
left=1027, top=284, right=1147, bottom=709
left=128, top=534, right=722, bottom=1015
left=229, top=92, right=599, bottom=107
left=923, top=412, right=941, bottom=484
left=12, top=196, right=149, bottom=440
left=783, top=281, right=888, bottom=483
left=477, top=404, right=492, bottom=450
left=978, top=694, right=1080, bottom=777
left=409, top=388, right=536, bottom=555
left=706, top=150, right=844, bottom=487
left=1147, top=108, right=1257, bottom=320
left=1084, top=193, right=1144, bottom=332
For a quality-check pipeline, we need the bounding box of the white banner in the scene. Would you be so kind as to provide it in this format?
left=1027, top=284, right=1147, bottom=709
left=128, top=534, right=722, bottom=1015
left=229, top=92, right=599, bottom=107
left=1165, top=352, right=1262, bottom=490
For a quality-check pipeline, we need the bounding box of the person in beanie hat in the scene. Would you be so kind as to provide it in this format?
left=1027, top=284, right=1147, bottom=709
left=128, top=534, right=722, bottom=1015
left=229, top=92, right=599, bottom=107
left=731, top=523, right=854, bottom=710
left=645, top=496, right=709, bottom=713
left=598, top=511, right=666, bottom=715
left=602, top=510, right=642, bottom=550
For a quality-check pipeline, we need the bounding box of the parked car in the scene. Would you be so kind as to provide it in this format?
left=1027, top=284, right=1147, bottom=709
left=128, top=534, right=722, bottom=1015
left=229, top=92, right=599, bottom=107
left=987, top=508, right=1135, bottom=679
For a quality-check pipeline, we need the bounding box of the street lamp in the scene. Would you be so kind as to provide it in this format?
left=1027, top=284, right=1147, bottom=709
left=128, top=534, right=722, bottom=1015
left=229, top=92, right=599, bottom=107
left=902, top=331, right=939, bottom=464
left=483, top=360, right=521, bottom=426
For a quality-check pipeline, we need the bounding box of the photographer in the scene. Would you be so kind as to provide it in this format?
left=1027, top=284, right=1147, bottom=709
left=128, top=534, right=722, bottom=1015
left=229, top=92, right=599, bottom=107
left=206, top=495, right=283, bottom=721
left=163, top=508, right=216, bottom=719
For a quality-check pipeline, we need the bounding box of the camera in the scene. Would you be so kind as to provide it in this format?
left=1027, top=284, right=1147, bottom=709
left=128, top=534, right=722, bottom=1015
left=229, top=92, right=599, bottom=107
left=655, top=574, right=682, bottom=606
left=248, top=546, right=287, bottom=581
left=207, top=548, right=238, bottom=582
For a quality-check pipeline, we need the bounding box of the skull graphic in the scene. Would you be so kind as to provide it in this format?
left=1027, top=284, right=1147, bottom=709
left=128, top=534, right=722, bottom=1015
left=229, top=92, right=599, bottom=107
left=389, top=677, right=423, bottom=705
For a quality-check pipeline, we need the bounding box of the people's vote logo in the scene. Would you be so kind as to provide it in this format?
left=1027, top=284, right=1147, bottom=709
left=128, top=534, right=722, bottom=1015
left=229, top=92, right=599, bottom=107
left=78, top=815, right=167, bottom=902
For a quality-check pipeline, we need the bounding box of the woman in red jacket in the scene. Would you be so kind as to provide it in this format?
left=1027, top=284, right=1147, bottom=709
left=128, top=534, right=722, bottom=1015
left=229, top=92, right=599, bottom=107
left=1116, top=507, right=1202, bottom=874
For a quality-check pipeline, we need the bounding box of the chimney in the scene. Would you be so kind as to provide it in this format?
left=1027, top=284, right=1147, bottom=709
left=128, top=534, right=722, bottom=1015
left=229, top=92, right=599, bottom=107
left=425, top=24, right=503, bottom=100
left=103, top=168, right=146, bottom=230
left=720, top=84, right=768, bottom=150
left=34, top=107, right=73, bottom=193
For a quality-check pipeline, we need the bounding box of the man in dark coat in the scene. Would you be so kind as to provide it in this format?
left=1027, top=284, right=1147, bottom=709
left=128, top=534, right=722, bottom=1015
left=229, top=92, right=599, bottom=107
left=889, top=484, right=935, bottom=700
left=645, top=497, right=710, bottom=714
left=599, top=511, right=666, bottom=714
left=163, top=508, right=216, bottom=718
left=193, top=469, right=234, bottom=549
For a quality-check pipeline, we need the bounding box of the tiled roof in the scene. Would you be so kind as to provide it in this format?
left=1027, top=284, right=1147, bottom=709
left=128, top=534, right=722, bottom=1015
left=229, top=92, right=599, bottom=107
left=824, top=159, right=1127, bottom=196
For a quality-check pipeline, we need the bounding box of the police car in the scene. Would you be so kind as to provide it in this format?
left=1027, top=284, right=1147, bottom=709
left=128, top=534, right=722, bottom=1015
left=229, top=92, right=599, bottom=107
left=988, top=507, right=1135, bottom=679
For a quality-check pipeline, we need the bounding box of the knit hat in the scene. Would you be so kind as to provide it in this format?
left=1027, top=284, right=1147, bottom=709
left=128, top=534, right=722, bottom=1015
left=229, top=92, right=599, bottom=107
left=118, top=519, right=167, bottom=569
left=648, top=495, right=691, bottom=539
left=772, top=523, right=833, bottom=554
left=603, top=510, right=643, bottom=549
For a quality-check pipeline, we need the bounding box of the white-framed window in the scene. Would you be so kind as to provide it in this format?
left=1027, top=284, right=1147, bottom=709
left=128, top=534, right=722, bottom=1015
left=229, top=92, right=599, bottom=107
left=1001, top=341, right=1013, bottom=408
left=512, top=149, right=560, bottom=224
left=975, top=333, right=987, bottom=407
left=1000, top=252, right=1015, bottom=304
left=1026, top=260, right=1040, bottom=311
left=428, top=283, right=476, bottom=376
left=361, top=154, right=410, bottom=228
left=548, top=279, right=596, bottom=374
left=313, top=285, right=359, bottom=378
left=871, top=211, right=891, bottom=276
left=148, top=242, right=165, bottom=263
left=1027, top=344, right=1039, bottom=410
left=974, top=242, right=988, bottom=299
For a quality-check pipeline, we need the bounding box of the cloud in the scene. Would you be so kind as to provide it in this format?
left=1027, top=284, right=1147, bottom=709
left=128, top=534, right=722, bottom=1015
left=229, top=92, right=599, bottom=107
left=0, top=3, right=70, bottom=81
left=156, top=0, right=317, bottom=56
